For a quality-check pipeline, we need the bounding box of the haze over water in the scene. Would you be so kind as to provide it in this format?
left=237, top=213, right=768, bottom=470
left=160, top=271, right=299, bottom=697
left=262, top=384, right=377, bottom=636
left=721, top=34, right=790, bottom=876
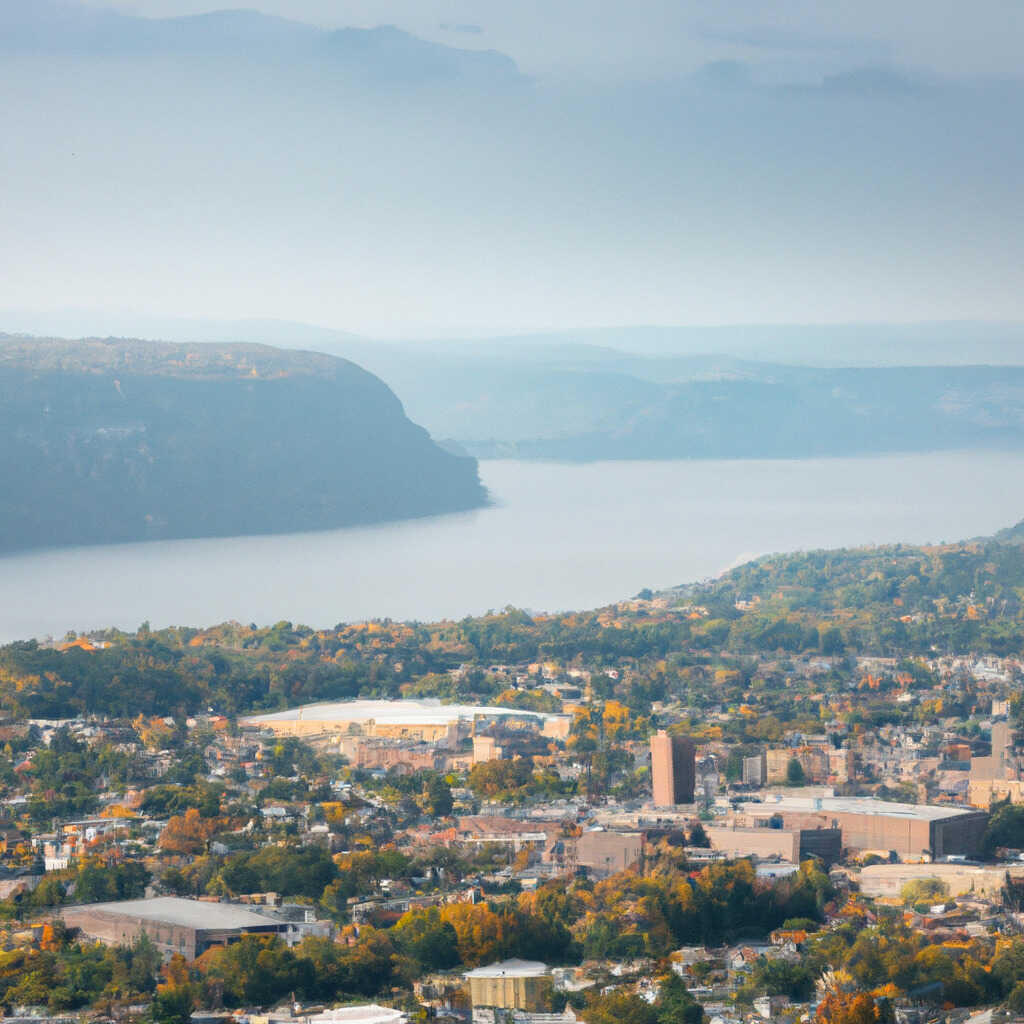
left=4, top=451, right=1024, bottom=644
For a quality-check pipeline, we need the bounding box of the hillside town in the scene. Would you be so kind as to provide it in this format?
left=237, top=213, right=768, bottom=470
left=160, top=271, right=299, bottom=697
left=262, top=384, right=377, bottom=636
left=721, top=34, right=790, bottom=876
left=0, top=634, right=1022, bottom=1024
left=3, top=538, right=1024, bottom=1024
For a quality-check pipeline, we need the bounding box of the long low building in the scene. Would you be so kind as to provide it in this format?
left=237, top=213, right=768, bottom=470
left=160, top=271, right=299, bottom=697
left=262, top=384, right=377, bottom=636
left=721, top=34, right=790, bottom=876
left=735, top=796, right=989, bottom=860
left=242, top=698, right=571, bottom=742
left=62, top=897, right=293, bottom=959
left=859, top=862, right=1024, bottom=899
left=705, top=825, right=841, bottom=865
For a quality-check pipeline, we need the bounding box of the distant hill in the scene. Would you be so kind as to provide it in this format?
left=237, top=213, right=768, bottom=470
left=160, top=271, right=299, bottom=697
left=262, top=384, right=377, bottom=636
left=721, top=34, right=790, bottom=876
left=0, top=336, right=487, bottom=553
left=0, top=2, right=521, bottom=85
left=292, top=331, right=1024, bottom=461
left=11, top=321, right=1024, bottom=463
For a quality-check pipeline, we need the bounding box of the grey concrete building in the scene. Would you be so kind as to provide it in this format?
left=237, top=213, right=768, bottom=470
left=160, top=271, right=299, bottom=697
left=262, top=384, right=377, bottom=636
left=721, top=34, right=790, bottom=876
left=61, top=896, right=291, bottom=959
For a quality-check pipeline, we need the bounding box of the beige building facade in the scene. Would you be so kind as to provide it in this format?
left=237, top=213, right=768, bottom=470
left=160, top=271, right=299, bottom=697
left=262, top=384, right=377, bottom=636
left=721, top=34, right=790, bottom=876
left=465, top=959, right=548, bottom=1011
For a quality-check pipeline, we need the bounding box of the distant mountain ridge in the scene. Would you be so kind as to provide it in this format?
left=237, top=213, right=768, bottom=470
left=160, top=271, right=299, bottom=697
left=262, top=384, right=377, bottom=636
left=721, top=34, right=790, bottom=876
left=0, top=336, right=487, bottom=553
left=0, top=2, right=521, bottom=84
left=0, top=334, right=345, bottom=378
left=9, top=321, right=1024, bottom=464
left=277, top=324, right=1024, bottom=461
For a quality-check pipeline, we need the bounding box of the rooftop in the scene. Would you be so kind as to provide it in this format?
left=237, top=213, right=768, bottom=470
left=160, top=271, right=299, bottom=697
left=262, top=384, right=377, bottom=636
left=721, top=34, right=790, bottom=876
left=242, top=698, right=558, bottom=727
left=309, top=1008, right=406, bottom=1024
left=464, top=958, right=549, bottom=978
left=742, top=795, right=984, bottom=822
left=67, top=896, right=285, bottom=931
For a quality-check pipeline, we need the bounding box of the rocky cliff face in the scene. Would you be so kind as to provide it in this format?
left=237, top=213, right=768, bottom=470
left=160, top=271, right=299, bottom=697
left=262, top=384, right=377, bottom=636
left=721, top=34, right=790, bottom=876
left=0, top=336, right=487, bottom=552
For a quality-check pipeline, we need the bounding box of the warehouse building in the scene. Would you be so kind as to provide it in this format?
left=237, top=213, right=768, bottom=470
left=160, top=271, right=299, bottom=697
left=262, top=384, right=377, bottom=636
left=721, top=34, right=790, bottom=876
left=705, top=825, right=841, bottom=865
left=735, top=796, right=988, bottom=860
left=61, top=897, right=293, bottom=959
left=858, top=862, right=1024, bottom=899
left=242, top=698, right=570, bottom=742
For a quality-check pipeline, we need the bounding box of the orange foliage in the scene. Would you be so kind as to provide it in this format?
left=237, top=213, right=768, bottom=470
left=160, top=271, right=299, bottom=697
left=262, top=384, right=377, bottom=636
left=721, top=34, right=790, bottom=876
left=159, top=808, right=217, bottom=855
left=817, top=991, right=881, bottom=1024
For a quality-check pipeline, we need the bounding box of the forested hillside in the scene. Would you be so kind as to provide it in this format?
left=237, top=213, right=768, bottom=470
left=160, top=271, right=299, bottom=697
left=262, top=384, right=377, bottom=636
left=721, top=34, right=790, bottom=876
left=0, top=336, right=486, bottom=552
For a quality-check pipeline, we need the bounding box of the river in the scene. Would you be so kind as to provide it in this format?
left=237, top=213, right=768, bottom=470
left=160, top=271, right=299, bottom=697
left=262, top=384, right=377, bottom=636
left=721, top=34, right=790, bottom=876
left=2, top=452, right=1024, bottom=643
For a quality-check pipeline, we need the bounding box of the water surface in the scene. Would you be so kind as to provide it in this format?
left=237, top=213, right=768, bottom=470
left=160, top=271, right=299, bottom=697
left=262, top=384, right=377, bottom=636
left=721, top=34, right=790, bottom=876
left=2, top=452, right=1024, bottom=643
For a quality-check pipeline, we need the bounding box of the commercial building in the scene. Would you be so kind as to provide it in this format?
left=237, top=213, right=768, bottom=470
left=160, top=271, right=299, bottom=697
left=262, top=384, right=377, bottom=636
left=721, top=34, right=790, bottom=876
left=651, top=731, right=696, bottom=806
left=337, top=736, right=443, bottom=773
left=575, top=829, right=644, bottom=876
left=446, top=817, right=551, bottom=854
left=705, top=825, right=841, bottom=865
left=969, top=777, right=1024, bottom=807
left=765, top=749, right=793, bottom=786
left=766, top=746, right=833, bottom=785
left=250, top=1007, right=406, bottom=1024
left=61, top=897, right=295, bottom=959
left=242, top=699, right=570, bottom=743
left=969, top=719, right=1021, bottom=805
left=859, top=862, right=1024, bottom=900
left=742, top=754, right=767, bottom=787
left=735, top=796, right=989, bottom=860
left=474, top=736, right=503, bottom=764
left=466, top=959, right=549, bottom=1012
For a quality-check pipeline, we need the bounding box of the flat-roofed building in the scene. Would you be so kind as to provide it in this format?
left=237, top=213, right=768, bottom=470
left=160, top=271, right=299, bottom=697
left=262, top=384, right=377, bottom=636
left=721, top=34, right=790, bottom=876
left=242, top=699, right=570, bottom=743
left=859, top=862, right=1024, bottom=899
left=969, top=777, right=1024, bottom=808
left=474, top=736, right=503, bottom=764
left=576, top=829, right=644, bottom=876
left=337, top=736, right=443, bottom=772
left=61, top=897, right=292, bottom=960
left=449, top=816, right=551, bottom=853
left=705, top=825, right=841, bottom=865
left=250, top=1006, right=406, bottom=1024
left=466, top=959, right=548, bottom=1012
left=736, top=796, right=988, bottom=860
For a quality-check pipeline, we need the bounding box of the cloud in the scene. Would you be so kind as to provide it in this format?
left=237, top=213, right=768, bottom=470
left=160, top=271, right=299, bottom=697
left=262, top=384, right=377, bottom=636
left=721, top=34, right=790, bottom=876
left=691, top=59, right=754, bottom=90
left=439, top=23, right=484, bottom=35
left=815, top=66, right=921, bottom=97
left=696, top=23, right=890, bottom=59
left=1, top=1, right=1021, bottom=333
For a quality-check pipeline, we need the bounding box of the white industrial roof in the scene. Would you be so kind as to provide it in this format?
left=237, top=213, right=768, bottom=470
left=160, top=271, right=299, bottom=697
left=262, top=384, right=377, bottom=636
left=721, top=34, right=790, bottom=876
left=242, top=698, right=556, bottom=727
left=308, top=1007, right=405, bottom=1024
left=464, top=958, right=549, bottom=978
left=73, top=896, right=283, bottom=930
left=742, top=796, right=981, bottom=821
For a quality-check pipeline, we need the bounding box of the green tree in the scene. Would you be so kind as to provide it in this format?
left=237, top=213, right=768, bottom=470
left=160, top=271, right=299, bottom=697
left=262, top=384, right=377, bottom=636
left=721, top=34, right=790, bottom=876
left=657, top=972, right=704, bottom=1024
left=391, top=907, right=460, bottom=973
left=984, top=801, right=1024, bottom=856
left=425, top=776, right=454, bottom=818
left=899, top=878, right=948, bottom=909
left=585, top=990, right=659, bottom=1024
left=687, top=823, right=710, bottom=849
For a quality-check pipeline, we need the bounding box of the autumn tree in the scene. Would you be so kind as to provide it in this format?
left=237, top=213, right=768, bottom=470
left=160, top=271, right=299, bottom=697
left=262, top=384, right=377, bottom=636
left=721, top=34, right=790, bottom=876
left=585, top=990, right=658, bottom=1024
left=159, top=809, right=216, bottom=856
left=817, top=991, right=882, bottom=1024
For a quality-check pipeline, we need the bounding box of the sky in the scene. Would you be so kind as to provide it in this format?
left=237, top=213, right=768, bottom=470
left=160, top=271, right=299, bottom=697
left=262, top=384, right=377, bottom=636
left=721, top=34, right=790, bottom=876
left=92, top=0, right=1024, bottom=81
left=2, top=0, right=1023, bottom=337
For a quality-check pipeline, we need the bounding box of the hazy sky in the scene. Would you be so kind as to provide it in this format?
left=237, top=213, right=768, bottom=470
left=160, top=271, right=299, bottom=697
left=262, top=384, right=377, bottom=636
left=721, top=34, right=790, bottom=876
left=92, top=0, right=1024, bottom=80
left=2, top=0, right=1023, bottom=336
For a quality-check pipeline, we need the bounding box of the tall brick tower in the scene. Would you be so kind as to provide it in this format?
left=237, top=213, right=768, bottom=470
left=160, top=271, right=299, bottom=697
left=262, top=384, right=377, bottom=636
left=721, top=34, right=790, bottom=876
left=651, top=730, right=696, bottom=805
